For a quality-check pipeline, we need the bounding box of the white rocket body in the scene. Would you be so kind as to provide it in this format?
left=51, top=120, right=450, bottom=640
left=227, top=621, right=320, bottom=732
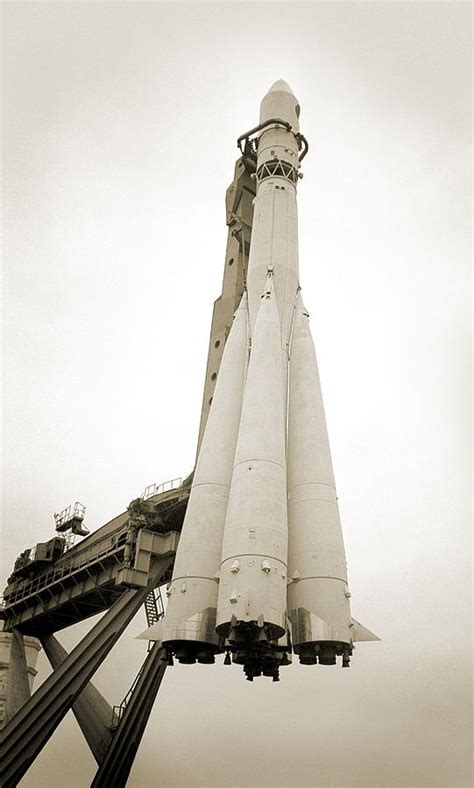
left=142, top=81, right=378, bottom=677
left=216, top=277, right=288, bottom=644
left=287, top=296, right=352, bottom=665
left=246, top=80, right=301, bottom=405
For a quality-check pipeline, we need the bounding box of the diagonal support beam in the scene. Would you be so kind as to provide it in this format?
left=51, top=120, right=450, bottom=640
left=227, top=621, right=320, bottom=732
left=0, top=558, right=172, bottom=788
left=41, top=634, right=113, bottom=765
left=92, top=642, right=167, bottom=788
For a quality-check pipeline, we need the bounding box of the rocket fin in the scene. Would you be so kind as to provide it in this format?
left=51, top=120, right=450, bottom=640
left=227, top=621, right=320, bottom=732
left=351, top=618, right=381, bottom=642
left=137, top=619, right=163, bottom=642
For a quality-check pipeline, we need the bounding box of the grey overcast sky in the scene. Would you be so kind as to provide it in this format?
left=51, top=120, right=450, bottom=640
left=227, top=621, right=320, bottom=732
left=1, top=2, right=472, bottom=787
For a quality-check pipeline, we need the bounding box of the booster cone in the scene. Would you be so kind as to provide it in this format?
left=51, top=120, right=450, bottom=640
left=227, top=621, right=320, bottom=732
left=158, top=295, right=249, bottom=664
left=216, top=273, right=288, bottom=678
left=287, top=295, right=353, bottom=666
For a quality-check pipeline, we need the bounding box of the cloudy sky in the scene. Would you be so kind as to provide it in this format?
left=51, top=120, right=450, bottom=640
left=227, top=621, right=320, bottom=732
left=2, top=2, right=471, bottom=787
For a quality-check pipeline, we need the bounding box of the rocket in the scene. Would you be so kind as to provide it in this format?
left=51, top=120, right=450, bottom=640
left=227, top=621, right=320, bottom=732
left=141, top=81, right=378, bottom=679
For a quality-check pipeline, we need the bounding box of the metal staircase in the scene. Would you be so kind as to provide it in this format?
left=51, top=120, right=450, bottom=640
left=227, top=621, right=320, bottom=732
left=144, top=587, right=164, bottom=628
left=111, top=586, right=165, bottom=729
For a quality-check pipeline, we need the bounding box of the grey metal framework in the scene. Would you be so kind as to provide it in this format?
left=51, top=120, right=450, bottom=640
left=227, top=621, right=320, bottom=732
left=0, top=553, right=174, bottom=786
left=0, top=157, right=255, bottom=787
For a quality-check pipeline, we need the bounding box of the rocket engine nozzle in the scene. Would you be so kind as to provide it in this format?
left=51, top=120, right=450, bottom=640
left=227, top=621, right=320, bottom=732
left=297, top=642, right=353, bottom=667
left=221, top=622, right=291, bottom=679
left=169, top=641, right=218, bottom=665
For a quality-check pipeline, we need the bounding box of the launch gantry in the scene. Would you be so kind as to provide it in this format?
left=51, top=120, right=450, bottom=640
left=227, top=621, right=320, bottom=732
left=0, top=155, right=256, bottom=787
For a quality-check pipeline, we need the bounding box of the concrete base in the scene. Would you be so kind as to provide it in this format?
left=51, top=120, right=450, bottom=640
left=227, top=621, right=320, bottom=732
left=0, top=624, right=41, bottom=727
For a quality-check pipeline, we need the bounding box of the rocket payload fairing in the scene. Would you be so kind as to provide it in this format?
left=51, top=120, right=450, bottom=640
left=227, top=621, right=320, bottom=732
left=142, top=81, right=379, bottom=680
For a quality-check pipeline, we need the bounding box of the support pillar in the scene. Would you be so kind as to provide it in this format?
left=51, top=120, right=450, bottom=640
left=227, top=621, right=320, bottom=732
left=41, top=634, right=113, bottom=764
left=3, top=629, right=31, bottom=726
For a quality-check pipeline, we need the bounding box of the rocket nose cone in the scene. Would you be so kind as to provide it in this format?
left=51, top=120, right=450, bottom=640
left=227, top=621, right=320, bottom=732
left=267, top=79, right=295, bottom=96
left=260, top=79, right=300, bottom=128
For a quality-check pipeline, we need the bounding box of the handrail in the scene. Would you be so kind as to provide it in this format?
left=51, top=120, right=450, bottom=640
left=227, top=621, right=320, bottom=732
left=4, top=475, right=185, bottom=608
left=297, top=133, right=309, bottom=161
left=237, top=117, right=293, bottom=155
left=237, top=118, right=308, bottom=163
left=111, top=589, right=165, bottom=728
left=142, top=477, right=182, bottom=501
left=4, top=526, right=129, bottom=606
